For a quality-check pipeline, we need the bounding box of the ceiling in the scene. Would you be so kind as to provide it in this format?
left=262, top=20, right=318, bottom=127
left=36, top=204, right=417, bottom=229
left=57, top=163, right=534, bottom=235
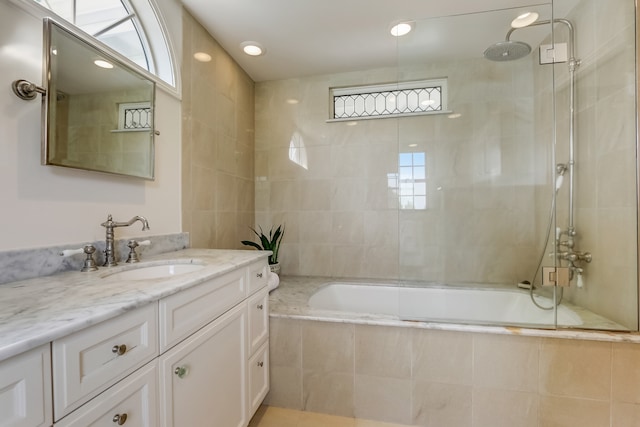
left=181, top=0, right=580, bottom=82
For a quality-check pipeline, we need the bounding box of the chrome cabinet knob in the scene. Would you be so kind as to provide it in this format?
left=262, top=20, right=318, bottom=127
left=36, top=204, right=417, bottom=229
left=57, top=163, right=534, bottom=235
left=111, top=344, right=127, bottom=356
left=256, top=272, right=263, bottom=278
left=174, top=365, right=188, bottom=378
left=112, top=413, right=128, bottom=425
left=257, top=304, right=264, bottom=310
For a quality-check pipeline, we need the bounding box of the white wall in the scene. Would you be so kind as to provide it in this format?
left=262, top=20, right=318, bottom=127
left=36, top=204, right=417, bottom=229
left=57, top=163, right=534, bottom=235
left=0, top=0, right=183, bottom=250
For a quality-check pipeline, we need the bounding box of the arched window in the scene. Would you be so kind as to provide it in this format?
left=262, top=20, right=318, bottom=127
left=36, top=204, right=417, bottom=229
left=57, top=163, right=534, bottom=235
left=32, top=0, right=175, bottom=88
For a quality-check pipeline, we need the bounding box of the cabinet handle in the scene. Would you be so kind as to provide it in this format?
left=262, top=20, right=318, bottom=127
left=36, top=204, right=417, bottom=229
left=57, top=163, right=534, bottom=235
left=174, top=365, right=189, bottom=379
left=256, top=272, right=263, bottom=278
left=257, top=361, right=264, bottom=367
left=112, top=413, right=128, bottom=425
left=257, top=304, right=264, bottom=310
left=111, top=344, right=127, bottom=356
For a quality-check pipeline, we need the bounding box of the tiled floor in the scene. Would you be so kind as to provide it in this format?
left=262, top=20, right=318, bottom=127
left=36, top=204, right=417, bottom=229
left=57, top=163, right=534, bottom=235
left=248, top=406, right=417, bottom=427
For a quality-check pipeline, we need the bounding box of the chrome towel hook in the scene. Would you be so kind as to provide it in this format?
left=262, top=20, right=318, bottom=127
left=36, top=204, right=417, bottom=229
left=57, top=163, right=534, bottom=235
left=11, top=79, right=46, bottom=100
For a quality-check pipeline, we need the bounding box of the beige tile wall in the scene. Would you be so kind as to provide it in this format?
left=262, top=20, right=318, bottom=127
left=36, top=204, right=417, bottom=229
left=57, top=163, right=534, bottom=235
left=182, top=9, right=255, bottom=249
left=550, top=0, right=638, bottom=329
left=267, top=318, right=640, bottom=426
left=255, top=57, right=544, bottom=283
left=57, top=89, right=153, bottom=176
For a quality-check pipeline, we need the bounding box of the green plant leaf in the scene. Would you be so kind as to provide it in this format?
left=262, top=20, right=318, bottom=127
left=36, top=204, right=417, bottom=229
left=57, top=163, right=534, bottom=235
left=241, top=240, right=263, bottom=250
left=259, top=233, right=270, bottom=250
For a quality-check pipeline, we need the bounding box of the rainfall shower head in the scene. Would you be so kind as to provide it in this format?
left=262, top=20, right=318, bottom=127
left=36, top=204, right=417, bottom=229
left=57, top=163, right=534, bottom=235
left=483, top=40, right=532, bottom=61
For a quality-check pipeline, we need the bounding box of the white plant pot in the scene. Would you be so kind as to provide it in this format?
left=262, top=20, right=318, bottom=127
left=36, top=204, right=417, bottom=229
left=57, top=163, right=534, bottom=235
left=269, top=263, right=280, bottom=275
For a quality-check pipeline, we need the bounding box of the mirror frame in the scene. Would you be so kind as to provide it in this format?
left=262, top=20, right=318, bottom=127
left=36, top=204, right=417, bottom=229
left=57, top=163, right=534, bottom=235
left=41, top=18, right=156, bottom=180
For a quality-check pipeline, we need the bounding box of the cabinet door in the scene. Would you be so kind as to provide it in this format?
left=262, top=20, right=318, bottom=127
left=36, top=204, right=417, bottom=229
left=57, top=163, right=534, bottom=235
left=54, top=361, right=158, bottom=427
left=0, top=344, right=52, bottom=427
left=248, top=342, right=269, bottom=419
left=159, top=303, right=247, bottom=427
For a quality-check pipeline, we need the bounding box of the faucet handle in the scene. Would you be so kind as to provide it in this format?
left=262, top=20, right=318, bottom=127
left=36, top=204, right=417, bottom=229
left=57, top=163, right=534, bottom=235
left=60, top=247, right=84, bottom=257
left=60, top=245, right=98, bottom=272
left=126, top=239, right=150, bottom=263
left=81, top=245, right=98, bottom=272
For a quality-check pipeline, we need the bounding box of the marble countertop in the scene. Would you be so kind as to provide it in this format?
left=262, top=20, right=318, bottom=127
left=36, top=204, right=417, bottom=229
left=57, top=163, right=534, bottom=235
left=0, top=249, right=269, bottom=361
left=270, top=276, right=640, bottom=344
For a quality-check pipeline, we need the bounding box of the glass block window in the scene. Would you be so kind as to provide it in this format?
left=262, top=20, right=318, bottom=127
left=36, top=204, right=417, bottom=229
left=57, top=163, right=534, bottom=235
left=330, top=79, right=448, bottom=120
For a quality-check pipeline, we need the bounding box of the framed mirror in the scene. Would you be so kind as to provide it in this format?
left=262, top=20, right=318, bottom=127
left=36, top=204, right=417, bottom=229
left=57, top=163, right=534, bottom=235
left=42, top=18, right=156, bottom=180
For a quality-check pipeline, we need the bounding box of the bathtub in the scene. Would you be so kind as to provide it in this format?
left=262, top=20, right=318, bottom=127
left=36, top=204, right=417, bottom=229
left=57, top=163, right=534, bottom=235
left=309, top=282, right=583, bottom=327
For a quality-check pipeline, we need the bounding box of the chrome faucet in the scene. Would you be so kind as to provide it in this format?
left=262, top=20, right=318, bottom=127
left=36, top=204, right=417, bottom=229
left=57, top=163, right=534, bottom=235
left=554, top=226, right=592, bottom=287
left=101, top=214, right=150, bottom=267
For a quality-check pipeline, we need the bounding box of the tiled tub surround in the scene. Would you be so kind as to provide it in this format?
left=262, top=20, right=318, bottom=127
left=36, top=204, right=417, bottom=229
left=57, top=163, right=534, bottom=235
left=268, top=277, right=640, bottom=426
left=0, top=232, right=189, bottom=286
left=0, top=248, right=268, bottom=361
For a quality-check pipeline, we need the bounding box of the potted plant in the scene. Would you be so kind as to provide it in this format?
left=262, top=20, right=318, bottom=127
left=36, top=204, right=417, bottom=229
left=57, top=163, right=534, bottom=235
left=241, top=225, right=284, bottom=274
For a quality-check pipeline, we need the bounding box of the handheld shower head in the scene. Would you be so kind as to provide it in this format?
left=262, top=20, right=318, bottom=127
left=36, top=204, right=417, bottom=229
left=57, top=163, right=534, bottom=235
left=483, top=40, right=532, bottom=61
left=555, top=163, right=568, bottom=191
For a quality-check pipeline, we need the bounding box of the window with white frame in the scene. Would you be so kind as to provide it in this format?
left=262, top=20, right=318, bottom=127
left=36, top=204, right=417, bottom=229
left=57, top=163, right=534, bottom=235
left=390, top=152, right=426, bottom=210
left=31, top=0, right=175, bottom=87
left=330, top=79, right=448, bottom=120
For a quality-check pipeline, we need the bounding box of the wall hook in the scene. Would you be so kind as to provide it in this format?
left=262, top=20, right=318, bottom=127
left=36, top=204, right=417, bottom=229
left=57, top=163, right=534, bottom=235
left=11, top=79, right=46, bottom=100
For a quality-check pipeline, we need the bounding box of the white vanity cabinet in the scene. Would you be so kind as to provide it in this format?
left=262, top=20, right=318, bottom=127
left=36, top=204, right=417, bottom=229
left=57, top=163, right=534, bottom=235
left=0, top=344, right=52, bottom=427
left=0, top=255, right=270, bottom=427
left=158, top=259, right=270, bottom=427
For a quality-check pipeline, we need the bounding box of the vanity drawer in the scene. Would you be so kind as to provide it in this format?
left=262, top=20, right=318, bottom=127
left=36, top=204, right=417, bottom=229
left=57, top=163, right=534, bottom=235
left=159, top=268, right=246, bottom=352
left=248, top=287, right=269, bottom=355
left=247, top=260, right=268, bottom=295
left=54, top=360, right=158, bottom=427
left=52, top=304, right=158, bottom=420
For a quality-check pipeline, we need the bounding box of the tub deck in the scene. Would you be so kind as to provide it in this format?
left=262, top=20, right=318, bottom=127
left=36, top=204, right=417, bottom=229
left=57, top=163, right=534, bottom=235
left=270, top=276, right=636, bottom=343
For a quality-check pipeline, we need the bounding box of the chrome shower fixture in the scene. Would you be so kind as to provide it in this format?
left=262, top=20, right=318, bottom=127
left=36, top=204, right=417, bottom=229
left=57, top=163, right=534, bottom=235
left=484, top=18, right=580, bottom=66
left=483, top=40, right=532, bottom=61
left=555, top=163, right=567, bottom=191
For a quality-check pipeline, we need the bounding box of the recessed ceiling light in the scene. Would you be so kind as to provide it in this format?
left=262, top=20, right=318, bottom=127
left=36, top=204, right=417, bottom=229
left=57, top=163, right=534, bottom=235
left=241, top=41, right=265, bottom=56
left=390, top=22, right=413, bottom=37
left=193, top=52, right=212, bottom=62
left=286, top=98, right=299, bottom=104
left=408, top=143, right=418, bottom=147
left=94, top=59, right=113, bottom=69
left=511, top=12, right=539, bottom=28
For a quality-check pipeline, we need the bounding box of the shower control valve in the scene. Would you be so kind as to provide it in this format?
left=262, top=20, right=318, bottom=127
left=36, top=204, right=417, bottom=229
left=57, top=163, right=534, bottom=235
left=558, top=239, right=575, bottom=249
left=576, top=251, right=592, bottom=263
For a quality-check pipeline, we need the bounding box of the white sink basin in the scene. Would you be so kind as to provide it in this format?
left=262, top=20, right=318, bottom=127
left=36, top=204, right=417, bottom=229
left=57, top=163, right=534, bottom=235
left=103, top=263, right=205, bottom=281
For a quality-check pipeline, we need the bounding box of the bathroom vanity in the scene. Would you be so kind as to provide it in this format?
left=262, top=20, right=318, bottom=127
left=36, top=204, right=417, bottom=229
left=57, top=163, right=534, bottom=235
left=0, top=249, right=269, bottom=427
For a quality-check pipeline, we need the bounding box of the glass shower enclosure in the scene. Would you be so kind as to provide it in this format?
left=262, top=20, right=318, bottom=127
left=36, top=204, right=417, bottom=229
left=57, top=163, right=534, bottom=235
left=394, top=0, right=638, bottom=331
